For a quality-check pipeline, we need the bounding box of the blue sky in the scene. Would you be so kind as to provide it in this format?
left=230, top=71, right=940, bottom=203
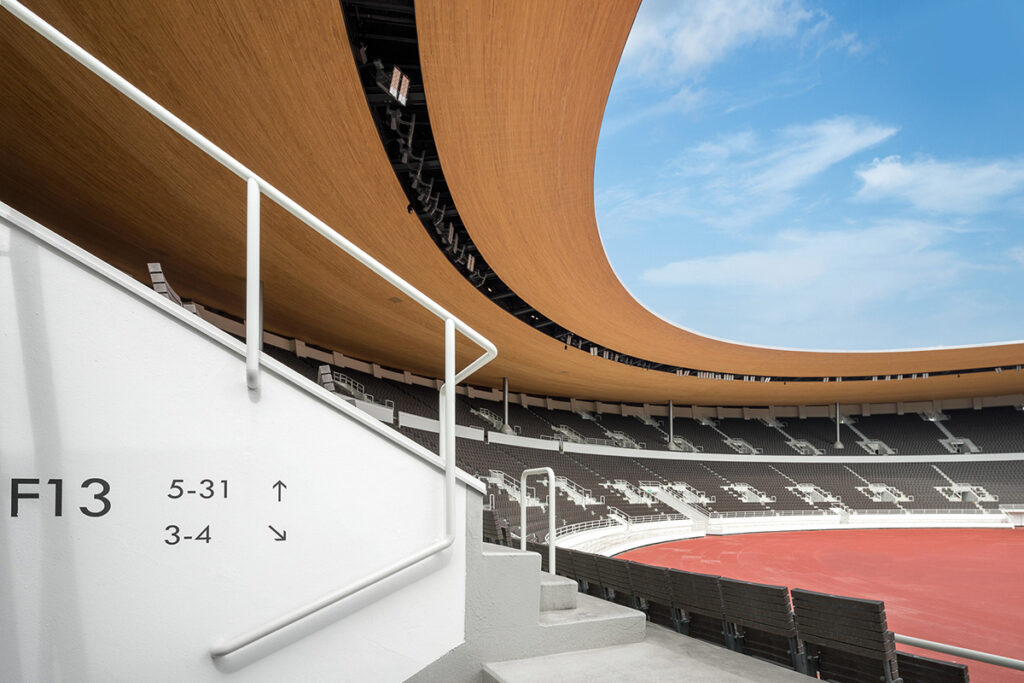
left=595, top=0, right=1024, bottom=351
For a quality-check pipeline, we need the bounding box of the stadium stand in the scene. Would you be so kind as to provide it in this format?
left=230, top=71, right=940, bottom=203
left=845, top=462, right=977, bottom=510
left=714, top=418, right=794, bottom=455
left=944, top=406, right=1024, bottom=453
left=777, top=417, right=860, bottom=455
left=771, top=462, right=901, bottom=511
left=596, top=412, right=666, bottom=448
left=852, top=414, right=945, bottom=455
left=938, top=460, right=1024, bottom=507
left=665, top=417, right=729, bottom=453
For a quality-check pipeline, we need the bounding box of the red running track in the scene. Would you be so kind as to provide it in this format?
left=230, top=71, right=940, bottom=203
left=619, top=529, right=1024, bottom=683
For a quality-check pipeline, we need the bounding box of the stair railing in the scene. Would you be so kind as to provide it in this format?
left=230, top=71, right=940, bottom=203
left=0, top=0, right=498, bottom=662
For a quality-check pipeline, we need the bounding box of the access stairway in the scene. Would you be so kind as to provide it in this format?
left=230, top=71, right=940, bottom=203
left=413, top=497, right=808, bottom=682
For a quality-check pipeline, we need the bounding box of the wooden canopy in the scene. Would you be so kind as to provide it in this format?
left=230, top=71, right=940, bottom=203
left=3, top=0, right=1022, bottom=405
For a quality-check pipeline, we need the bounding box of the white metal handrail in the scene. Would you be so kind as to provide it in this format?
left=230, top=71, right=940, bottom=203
left=1, top=0, right=499, bottom=661
left=895, top=634, right=1024, bottom=672
left=489, top=470, right=537, bottom=503
left=520, top=468, right=556, bottom=574
left=708, top=509, right=832, bottom=519
left=623, top=513, right=689, bottom=525
left=546, top=518, right=618, bottom=541
left=555, top=476, right=593, bottom=501
left=849, top=507, right=993, bottom=515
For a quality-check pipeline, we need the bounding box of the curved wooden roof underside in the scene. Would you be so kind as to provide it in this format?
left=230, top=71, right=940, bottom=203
left=2, top=0, right=1023, bottom=405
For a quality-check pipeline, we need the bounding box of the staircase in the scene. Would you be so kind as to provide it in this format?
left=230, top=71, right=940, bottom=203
left=644, top=485, right=709, bottom=533
left=410, top=497, right=646, bottom=682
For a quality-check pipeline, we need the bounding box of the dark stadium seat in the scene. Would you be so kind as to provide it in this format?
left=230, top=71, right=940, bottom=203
left=482, top=509, right=509, bottom=547
left=554, top=545, right=576, bottom=582
left=719, top=577, right=806, bottom=672
left=525, top=540, right=549, bottom=572
left=624, top=561, right=674, bottom=628
left=791, top=588, right=900, bottom=683
left=570, top=550, right=605, bottom=597
left=593, top=555, right=636, bottom=606
left=897, top=651, right=969, bottom=683
left=666, top=569, right=729, bottom=645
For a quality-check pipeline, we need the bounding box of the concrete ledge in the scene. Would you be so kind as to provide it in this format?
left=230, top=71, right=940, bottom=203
left=539, top=572, right=577, bottom=612
left=537, top=593, right=646, bottom=650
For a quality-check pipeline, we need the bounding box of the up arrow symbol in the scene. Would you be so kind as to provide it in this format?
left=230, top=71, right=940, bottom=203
left=272, top=480, right=287, bottom=502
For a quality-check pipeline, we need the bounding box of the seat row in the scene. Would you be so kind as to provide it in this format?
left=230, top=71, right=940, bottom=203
left=519, top=540, right=969, bottom=683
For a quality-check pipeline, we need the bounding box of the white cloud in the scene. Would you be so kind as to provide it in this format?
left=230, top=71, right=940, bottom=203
left=621, top=0, right=816, bottom=80
left=602, top=86, right=705, bottom=135
left=611, top=116, right=895, bottom=228
left=637, top=221, right=983, bottom=347
left=816, top=31, right=866, bottom=57
left=744, top=117, right=896, bottom=195
left=642, top=221, right=962, bottom=294
left=856, top=156, right=1024, bottom=213
left=1010, top=246, right=1024, bottom=267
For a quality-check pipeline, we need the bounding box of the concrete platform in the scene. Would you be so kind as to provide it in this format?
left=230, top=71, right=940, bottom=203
left=536, top=592, right=647, bottom=648
left=539, top=572, right=578, bottom=611
left=483, top=624, right=809, bottom=683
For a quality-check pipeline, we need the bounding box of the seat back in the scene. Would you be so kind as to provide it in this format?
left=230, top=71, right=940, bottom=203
left=791, top=588, right=900, bottom=683
left=624, top=561, right=674, bottom=627
left=525, top=540, right=548, bottom=573
left=897, top=652, right=969, bottom=683
left=554, top=545, right=575, bottom=581
left=594, top=555, right=633, bottom=596
left=482, top=509, right=502, bottom=545
left=720, top=577, right=796, bottom=638
left=667, top=569, right=724, bottom=619
left=626, top=561, right=672, bottom=605
left=666, top=569, right=727, bottom=644
left=720, top=577, right=801, bottom=669
left=571, top=550, right=603, bottom=590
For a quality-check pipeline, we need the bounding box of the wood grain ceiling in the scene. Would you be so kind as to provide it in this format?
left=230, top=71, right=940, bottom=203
left=3, top=0, right=1023, bottom=405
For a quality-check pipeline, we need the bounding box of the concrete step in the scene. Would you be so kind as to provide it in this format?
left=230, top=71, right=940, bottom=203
left=536, top=592, right=646, bottom=651
left=539, top=571, right=577, bottom=612
left=475, top=543, right=542, bottom=631
left=483, top=624, right=809, bottom=683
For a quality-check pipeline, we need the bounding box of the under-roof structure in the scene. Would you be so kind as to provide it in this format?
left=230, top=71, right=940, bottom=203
left=3, top=0, right=1024, bottom=405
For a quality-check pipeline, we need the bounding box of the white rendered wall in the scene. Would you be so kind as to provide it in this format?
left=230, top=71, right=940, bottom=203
left=0, top=208, right=478, bottom=682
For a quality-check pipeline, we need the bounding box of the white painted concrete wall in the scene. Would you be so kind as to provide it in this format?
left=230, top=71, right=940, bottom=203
left=0, top=208, right=479, bottom=682
left=561, top=520, right=701, bottom=556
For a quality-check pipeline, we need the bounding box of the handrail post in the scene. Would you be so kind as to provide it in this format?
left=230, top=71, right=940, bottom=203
left=520, top=467, right=556, bottom=574
left=443, top=318, right=455, bottom=536
left=245, top=177, right=261, bottom=390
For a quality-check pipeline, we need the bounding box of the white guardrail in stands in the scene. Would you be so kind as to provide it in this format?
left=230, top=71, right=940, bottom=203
left=521, top=468, right=556, bottom=573
left=850, top=508, right=991, bottom=515
left=547, top=518, right=618, bottom=541
left=708, top=509, right=832, bottom=519
left=0, top=0, right=498, bottom=661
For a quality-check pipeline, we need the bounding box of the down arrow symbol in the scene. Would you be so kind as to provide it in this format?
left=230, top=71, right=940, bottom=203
left=268, top=525, right=287, bottom=541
